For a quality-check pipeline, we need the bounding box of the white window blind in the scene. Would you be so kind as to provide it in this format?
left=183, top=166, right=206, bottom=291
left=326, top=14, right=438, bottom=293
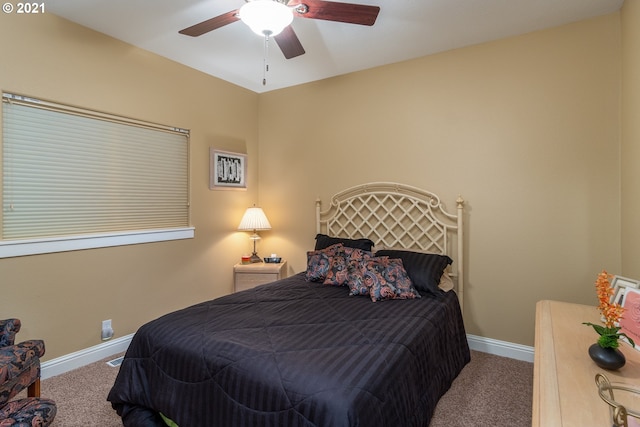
left=1, top=93, right=192, bottom=257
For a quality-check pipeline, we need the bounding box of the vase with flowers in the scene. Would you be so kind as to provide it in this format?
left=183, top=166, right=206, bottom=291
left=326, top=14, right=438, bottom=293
left=583, top=270, right=636, bottom=370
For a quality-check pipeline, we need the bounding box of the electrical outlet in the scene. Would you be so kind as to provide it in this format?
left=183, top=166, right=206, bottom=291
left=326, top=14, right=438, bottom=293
left=101, top=319, right=114, bottom=341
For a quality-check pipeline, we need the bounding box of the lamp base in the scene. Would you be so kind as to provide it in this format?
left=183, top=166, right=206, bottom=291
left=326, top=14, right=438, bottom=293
left=249, top=252, right=262, bottom=263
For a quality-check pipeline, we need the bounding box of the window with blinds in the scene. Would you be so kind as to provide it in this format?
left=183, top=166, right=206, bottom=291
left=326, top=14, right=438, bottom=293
left=1, top=93, right=193, bottom=258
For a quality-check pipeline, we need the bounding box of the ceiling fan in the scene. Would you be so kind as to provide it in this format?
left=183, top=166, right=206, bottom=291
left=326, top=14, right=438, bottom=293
left=179, top=0, right=381, bottom=60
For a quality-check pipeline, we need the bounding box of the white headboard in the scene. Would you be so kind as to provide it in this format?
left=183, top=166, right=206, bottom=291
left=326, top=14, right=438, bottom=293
left=315, top=182, right=465, bottom=310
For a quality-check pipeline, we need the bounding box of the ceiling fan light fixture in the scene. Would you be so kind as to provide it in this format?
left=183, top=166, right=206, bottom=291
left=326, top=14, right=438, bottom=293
left=239, top=0, right=294, bottom=37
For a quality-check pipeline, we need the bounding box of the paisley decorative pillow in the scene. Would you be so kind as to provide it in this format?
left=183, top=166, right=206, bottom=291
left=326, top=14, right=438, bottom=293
left=323, top=252, right=349, bottom=286
left=360, top=257, right=420, bottom=302
left=346, top=254, right=383, bottom=295
left=324, top=247, right=373, bottom=286
left=347, top=261, right=368, bottom=296
left=305, top=244, right=344, bottom=282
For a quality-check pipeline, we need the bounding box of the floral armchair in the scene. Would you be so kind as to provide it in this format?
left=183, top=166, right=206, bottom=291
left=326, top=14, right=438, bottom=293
left=0, top=319, right=56, bottom=426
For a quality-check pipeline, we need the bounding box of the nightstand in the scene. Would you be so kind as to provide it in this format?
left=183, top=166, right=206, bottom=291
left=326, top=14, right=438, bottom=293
left=233, top=261, right=287, bottom=293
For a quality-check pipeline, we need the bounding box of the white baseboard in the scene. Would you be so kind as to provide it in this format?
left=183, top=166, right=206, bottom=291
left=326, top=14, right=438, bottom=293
left=41, top=334, right=134, bottom=380
left=41, top=332, right=532, bottom=380
left=467, top=334, right=534, bottom=363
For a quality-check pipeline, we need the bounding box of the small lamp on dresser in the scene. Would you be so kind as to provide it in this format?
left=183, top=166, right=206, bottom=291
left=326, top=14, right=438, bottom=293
left=238, top=206, right=271, bottom=263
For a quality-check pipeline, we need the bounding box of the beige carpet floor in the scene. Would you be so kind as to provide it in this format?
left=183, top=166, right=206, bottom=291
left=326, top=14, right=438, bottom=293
left=39, top=350, right=533, bottom=426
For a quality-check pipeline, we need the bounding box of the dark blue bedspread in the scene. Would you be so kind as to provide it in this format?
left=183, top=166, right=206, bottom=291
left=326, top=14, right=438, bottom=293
left=107, top=273, right=470, bottom=427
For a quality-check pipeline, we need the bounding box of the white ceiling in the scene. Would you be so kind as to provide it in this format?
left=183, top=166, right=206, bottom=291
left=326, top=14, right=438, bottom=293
left=46, top=0, right=623, bottom=94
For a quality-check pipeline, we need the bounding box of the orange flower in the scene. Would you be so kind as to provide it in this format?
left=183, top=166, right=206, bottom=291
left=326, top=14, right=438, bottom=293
left=584, top=270, right=635, bottom=349
left=594, top=270, right=624, bottom=328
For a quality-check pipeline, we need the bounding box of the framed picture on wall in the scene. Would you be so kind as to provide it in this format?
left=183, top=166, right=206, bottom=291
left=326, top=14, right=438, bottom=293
left=210, top=149, right=247, bottom=190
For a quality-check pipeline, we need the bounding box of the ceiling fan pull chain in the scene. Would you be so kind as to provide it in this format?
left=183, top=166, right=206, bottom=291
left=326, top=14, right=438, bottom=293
left=263, top=35, right=270, bottom=86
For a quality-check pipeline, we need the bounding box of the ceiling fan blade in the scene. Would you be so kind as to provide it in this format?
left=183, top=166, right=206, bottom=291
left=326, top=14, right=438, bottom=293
left=274, top=26, right=306, bottom=59
left=179, top=10, right=240, bottom=37
left=290, top=0, right=380, bottom=26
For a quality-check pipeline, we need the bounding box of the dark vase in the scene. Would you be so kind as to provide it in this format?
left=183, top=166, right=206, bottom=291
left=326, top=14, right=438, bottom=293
left=588, top=343, right=626, bottom=370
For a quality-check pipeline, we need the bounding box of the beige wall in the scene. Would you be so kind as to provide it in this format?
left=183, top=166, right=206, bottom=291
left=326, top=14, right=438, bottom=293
left=622, top=1, right=640, bottom=278
left=0, top=13, right=260, bottom=360
left=0, top=9, right=627, bottom=357
left=258, top=13, right=622, bottom=346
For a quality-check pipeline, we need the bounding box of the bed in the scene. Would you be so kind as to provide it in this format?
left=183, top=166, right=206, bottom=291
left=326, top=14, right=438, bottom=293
left=107, top=182, right=470, bottom=427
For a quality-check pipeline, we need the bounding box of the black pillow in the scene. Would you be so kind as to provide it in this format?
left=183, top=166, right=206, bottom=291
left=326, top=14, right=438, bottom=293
left=314, top=234, right=375, bottom=252
left=374, top=249, right=452, bottom=295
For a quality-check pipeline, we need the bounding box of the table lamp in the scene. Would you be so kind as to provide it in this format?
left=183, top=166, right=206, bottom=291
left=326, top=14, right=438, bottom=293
left=238, top=206, right=272, bottom=263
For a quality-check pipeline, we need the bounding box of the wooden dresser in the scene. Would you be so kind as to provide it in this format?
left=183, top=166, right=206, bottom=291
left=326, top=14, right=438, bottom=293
left=533, top=300, right=640, bottom=426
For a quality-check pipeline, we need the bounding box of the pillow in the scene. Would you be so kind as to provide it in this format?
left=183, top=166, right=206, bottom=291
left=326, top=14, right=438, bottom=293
left=323, top=247, right=373, bottom=286
left=346, top=254, right=386, bottom=296
left=374, top=249, right=452, bottom=295
left=438, top=266, right=455, bottom=291
left=323, top=252, right=348, bottom=286
left=314, top=234, right=375, bottom=252
left=346, top=261, right=368, bottom=296
left=305, top=243, right=344, bottom=282
left=360, top=257, right=420, bottom=302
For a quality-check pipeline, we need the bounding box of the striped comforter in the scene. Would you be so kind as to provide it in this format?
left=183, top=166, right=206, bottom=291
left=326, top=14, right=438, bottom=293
left=107, top=273, right=470, bottom=427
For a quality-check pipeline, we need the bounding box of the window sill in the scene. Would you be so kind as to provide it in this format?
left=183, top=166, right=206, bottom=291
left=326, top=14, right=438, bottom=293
left=0, top=227, right=195, bottom=258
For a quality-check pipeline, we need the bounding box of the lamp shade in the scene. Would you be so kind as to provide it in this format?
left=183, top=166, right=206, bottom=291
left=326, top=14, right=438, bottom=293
left=238, top=207, right=272, bottom=231
left=239, top=0, right=293, bottom=37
